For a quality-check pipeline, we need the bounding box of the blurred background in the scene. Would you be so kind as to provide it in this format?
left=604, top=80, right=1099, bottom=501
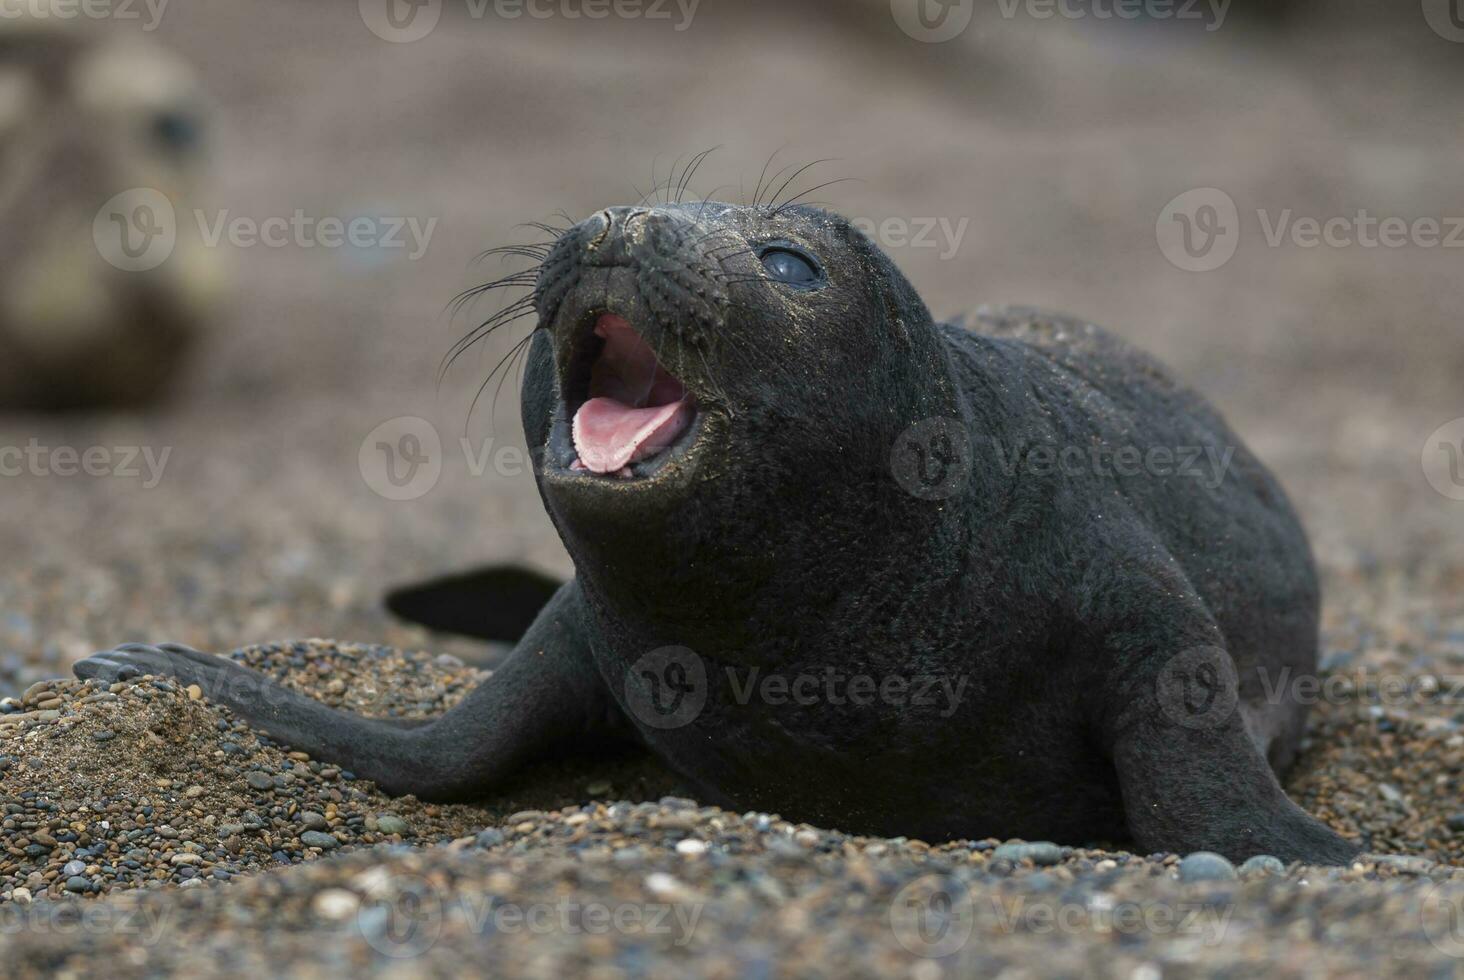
left=2, top=0, right=1462, bottom=697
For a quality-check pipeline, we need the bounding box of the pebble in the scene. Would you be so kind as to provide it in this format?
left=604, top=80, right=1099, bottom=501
left=991, top=841, right=1063, bottom=866
left=1239, top=855, right=1286, bottom=877
left=311, top=889, right=360, bottom=920
left=300, top=831, right=340, bottom=850
left=1177, top=852, right=1238, bottom=883
left=1370, top=854, right=1435, bottom=875
left=299, top=811, right=329, bottom=831
left=244, top=772, right=275, bottom=792
left=375, top=815, right=410, bottom=836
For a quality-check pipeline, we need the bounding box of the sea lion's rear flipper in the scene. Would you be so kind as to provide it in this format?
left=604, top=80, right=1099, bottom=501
left=384, top=564, right=563, bottom=644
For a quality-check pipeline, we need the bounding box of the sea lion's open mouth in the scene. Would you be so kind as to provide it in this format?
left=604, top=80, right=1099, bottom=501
left=562, top=313, right=697, bottom=479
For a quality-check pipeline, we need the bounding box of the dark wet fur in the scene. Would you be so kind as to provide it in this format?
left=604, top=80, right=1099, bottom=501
left=79, top=199, right=1360, bottom=865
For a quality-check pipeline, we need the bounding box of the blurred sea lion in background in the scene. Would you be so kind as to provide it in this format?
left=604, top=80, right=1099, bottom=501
left=0, top=15, right=223, bottom=410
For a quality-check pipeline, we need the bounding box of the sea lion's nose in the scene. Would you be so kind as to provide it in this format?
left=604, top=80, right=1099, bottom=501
left=582, top=206, right=645, bottom=263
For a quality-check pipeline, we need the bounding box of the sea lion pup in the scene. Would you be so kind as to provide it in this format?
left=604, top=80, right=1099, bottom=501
left=78, top=200, right=1358, bottom=864
left=0, top=18, right=222, bottom=410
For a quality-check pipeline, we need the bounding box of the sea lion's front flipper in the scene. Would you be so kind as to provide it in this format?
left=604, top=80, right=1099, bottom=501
left=1095, top=598, right=1359, bottom=865
left=74, top=581, right=623, bottom=801
left=384, top=564, right=564, bottom=644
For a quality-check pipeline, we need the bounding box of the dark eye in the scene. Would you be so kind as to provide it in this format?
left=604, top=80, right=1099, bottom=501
left=759, top=246, right=822, bottom=287
left=151, top=111, right=200, bottom=153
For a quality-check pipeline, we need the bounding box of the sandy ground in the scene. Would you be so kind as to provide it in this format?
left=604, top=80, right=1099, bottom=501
left=4, top=1, right=1464, bottom=975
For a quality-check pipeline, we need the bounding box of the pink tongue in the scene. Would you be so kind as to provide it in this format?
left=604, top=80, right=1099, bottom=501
left=570, top=313, right=693, bottom=474
left=573, top=397, right=694, bottom=473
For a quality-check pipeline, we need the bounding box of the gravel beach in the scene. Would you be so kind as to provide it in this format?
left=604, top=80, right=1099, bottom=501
left=5, top=3, right=1464, bottom=976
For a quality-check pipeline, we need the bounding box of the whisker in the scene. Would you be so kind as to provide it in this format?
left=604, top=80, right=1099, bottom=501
left=751, top=146, right=788, bottom=210
left=467, top=330, right=538, bottom=433
left=676, top=146, right=720, bottom=205
left=770, top=177, right=862, bottom=217
left=766, top=158, right=839, bottom=213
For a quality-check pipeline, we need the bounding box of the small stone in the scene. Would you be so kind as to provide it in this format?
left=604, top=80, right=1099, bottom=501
left=1371, top=854, right=1435, bottom=875
left=92, top=730, right=116, bottom=743
left=312, top=888, right=359, bottom=920
left=184, top=786, right=206, bottom=799
left=62, top=860, right=86, bottom=876
left=300, top=811, right=329, bottom=831
left=1239, top=855, right=1286, bottom=877
left=1178, top=851, right=1238, bottom=883
left=170, top=852, right=203, bottom=866
left=375, top=815, right=410, bottom=836
left=675, top=838, right=707, bottom=856
left=244, top=772, right=275, bottom=792
left=474, top=828, right=505, bottom=848
left=11, top=887, right=31, bottom=904
left=991, top=842, right=1063, bottom=866
left=186, top=685, right=203, bottom=701
left=300, top=831, right=340, bottom=850
left=64, top=875, right=91, bottom=893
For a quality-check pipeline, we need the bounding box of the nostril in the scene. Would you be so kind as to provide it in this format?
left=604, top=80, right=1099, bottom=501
left=586, top=210, right=613, bottom=252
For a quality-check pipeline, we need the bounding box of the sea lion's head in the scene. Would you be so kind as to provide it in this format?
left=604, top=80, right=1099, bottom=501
left=0, top=18, right=223, bottom=409
left=518, top=201, right=962, bottom=622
